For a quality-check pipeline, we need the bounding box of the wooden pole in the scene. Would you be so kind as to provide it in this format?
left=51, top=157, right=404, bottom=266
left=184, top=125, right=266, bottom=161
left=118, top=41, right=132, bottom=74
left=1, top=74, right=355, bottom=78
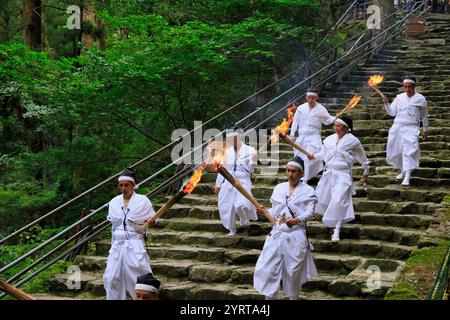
left=279, top=133, right=313, bottom=158
left=216, top=165, right=276, bottom=225
left=0, top=279, right=36, bottom=300
left=371, top=85, right=386, bottom=99
left=139, top=191, right=186, bottom=233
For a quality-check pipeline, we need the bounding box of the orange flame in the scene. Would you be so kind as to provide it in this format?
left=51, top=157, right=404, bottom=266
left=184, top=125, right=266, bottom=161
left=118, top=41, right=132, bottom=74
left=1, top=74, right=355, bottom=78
left=368, top=75, right=384, bottom=87
left=182, top=163, right=207, bottom=194
left=345, top=95, right=362, bottom=111
left=212, top=148, right=227, bottom=170
left=270, top=103, right=297, bottom=143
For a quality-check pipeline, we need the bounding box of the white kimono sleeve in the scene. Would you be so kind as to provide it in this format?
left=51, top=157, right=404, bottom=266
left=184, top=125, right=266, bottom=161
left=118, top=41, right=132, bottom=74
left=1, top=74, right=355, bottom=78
left=353, top=142, right=370, bottom=176
left=385, top=96, right=398, bottom=117
left=419, top=98, right=429, bottom=132
left=298, top=197, right=316, bottom=222
left=107, top=205, right=122, bottom=228
left=314, top=144, right=326, bottom=162
left=321, top=109, right=336, bottom=126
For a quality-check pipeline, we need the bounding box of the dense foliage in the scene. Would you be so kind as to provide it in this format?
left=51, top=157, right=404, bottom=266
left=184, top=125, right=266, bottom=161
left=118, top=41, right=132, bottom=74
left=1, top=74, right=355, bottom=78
left=0, top=0, right=353, bottom=236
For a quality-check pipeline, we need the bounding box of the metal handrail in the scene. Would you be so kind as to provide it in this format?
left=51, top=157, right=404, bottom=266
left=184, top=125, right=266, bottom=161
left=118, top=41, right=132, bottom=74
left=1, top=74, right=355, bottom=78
left=0, top=220, right=111, bottom=299
left=428, top=245, right=450, bottom=300
left=0, top=2, right=427, bottom=298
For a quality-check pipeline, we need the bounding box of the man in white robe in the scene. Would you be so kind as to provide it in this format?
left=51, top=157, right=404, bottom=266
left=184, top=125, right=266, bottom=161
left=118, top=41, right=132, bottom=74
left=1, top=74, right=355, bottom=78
left=215, top=127, right=258, bottom=236
left=253, top=157, right=318, bottom=300
left=103, top=169, right=156, bottom=300
left=308, top=116, right=370, bottom=242
left=290, top=88, right=335, bottom=183
left=382, top=76, right=429, bottom=186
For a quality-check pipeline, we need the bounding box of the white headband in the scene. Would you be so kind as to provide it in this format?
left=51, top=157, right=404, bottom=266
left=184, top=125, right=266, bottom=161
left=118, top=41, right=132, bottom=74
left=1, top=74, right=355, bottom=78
left=306, top=92, right=318, bottom=97
left=118, top=176, right=135, bottom=184
left=135, top=284, right=158, bottom=293
left=287, top=161, right=303, bottom=170
left=335, top=118, right=349, bottom=128
left=403, top=79, right=416, bottom=84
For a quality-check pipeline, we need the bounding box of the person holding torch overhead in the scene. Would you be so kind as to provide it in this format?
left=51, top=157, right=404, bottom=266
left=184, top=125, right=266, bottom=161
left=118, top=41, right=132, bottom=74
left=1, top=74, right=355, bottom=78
left=253, top=156, right=318, bottom=300
left=381, top=76, right=429, bottom=186
left=290, top=88, right=336, bottom=183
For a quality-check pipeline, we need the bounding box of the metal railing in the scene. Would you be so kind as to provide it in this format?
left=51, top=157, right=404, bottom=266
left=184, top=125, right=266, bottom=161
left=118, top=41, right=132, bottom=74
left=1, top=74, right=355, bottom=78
left=0, top=1, right=428, bottom=299
left=428, top=244, right=450, bottom=300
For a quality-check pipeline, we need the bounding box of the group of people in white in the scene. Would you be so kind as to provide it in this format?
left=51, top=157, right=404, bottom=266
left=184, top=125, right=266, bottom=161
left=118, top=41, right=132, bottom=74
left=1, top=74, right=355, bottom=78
left=102, top=77, right=428, bottom=300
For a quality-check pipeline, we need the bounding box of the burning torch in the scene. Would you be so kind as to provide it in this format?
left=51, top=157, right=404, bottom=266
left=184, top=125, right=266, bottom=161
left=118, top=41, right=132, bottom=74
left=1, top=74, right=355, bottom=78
left=368, top=75, right=386, bottom=99
left=212, top=152, right=276, bottom=225
left=336, top=95, right=362, bottom=118
left=258, top=103, right=297, bottom=155
left=139, top=163, right=207, bottom=233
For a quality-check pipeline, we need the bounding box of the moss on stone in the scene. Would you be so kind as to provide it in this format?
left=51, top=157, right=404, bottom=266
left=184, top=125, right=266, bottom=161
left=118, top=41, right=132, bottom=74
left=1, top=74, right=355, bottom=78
left=385, top=239, right=450, bottom=300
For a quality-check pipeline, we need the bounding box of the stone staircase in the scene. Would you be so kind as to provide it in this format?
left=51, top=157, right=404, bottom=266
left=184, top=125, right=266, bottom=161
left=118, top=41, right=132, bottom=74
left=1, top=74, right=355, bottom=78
left=43, top=14, right=450, bottom=300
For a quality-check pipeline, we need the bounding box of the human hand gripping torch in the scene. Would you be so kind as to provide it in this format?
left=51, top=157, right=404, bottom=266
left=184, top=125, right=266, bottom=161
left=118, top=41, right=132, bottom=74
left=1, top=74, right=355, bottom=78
left=138, top=164, right=207, bottom=234
left=212, top=153, right=276, bottom=225
left=336, top=95, right=362, bottom=118
left=368, top=75, right=386, bottom=99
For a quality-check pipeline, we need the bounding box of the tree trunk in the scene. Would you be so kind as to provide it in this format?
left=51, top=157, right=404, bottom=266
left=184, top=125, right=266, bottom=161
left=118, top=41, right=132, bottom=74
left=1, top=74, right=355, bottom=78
left=41, top=0, right=50, bottom=52
left=0, top=0, right=10, bottom=43
left=81, top=0, right=96, bottom=55
left=23, top=0, right=42, bottom=50
left=97, top=15, right=106, bottom=51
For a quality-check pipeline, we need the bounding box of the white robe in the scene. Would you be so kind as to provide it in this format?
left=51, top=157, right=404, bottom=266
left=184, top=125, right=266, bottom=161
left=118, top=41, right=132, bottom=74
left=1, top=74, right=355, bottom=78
left=385, top=92, right=428, bottom=172
left=253, top=182, right=318, bottom=298
left=215, top=144, right=258, bottom=233
left=315, top=133, right=369, bottom=228
left=290, top=102, right=335, bottom=180
left=103, top=192, right=155, bottom=300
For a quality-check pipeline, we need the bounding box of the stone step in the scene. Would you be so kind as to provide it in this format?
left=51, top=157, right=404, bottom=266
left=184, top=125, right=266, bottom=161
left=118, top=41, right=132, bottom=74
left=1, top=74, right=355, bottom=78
left=177, top=192, right=441, bottom=215
left=192, top=178, right=448, bottom=203
left=157, top=201, right=433, bottom=229
left=144, top=217, right=425, bottom=246
left=97, top=226, right=417, bottom=261
left=65, top=254, right=400, bottom=299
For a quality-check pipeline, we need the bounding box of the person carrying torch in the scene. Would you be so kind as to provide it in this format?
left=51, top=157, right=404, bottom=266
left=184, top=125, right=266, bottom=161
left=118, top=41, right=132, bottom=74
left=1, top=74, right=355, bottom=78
left=214, top=126, right=259, bottom=236
left=381, top=76, right=429, bottom=186
left=290, top=88, right=336, bottom=183
left=103, top=168, right=156, bottom=300
left=253, top=156, right=318, bottom=300
left=307, top=116, right=370, bottom=242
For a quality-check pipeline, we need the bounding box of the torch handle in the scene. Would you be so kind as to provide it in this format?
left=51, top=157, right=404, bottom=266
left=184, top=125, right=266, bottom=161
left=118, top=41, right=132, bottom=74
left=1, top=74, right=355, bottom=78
left=217, top=167, right=276, bottom=225
left=141, top=192, right=185, bottom=231
left=0, top=279, right=36, bottom=300
left=279, top=134, right=313, bottom=158
left=372, top=85, right=385, bottom=99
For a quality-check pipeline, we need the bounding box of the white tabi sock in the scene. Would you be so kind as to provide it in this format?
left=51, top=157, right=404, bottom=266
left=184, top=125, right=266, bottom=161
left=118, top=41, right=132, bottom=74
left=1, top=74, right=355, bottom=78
left=401, top=170, right=412, bottom=186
